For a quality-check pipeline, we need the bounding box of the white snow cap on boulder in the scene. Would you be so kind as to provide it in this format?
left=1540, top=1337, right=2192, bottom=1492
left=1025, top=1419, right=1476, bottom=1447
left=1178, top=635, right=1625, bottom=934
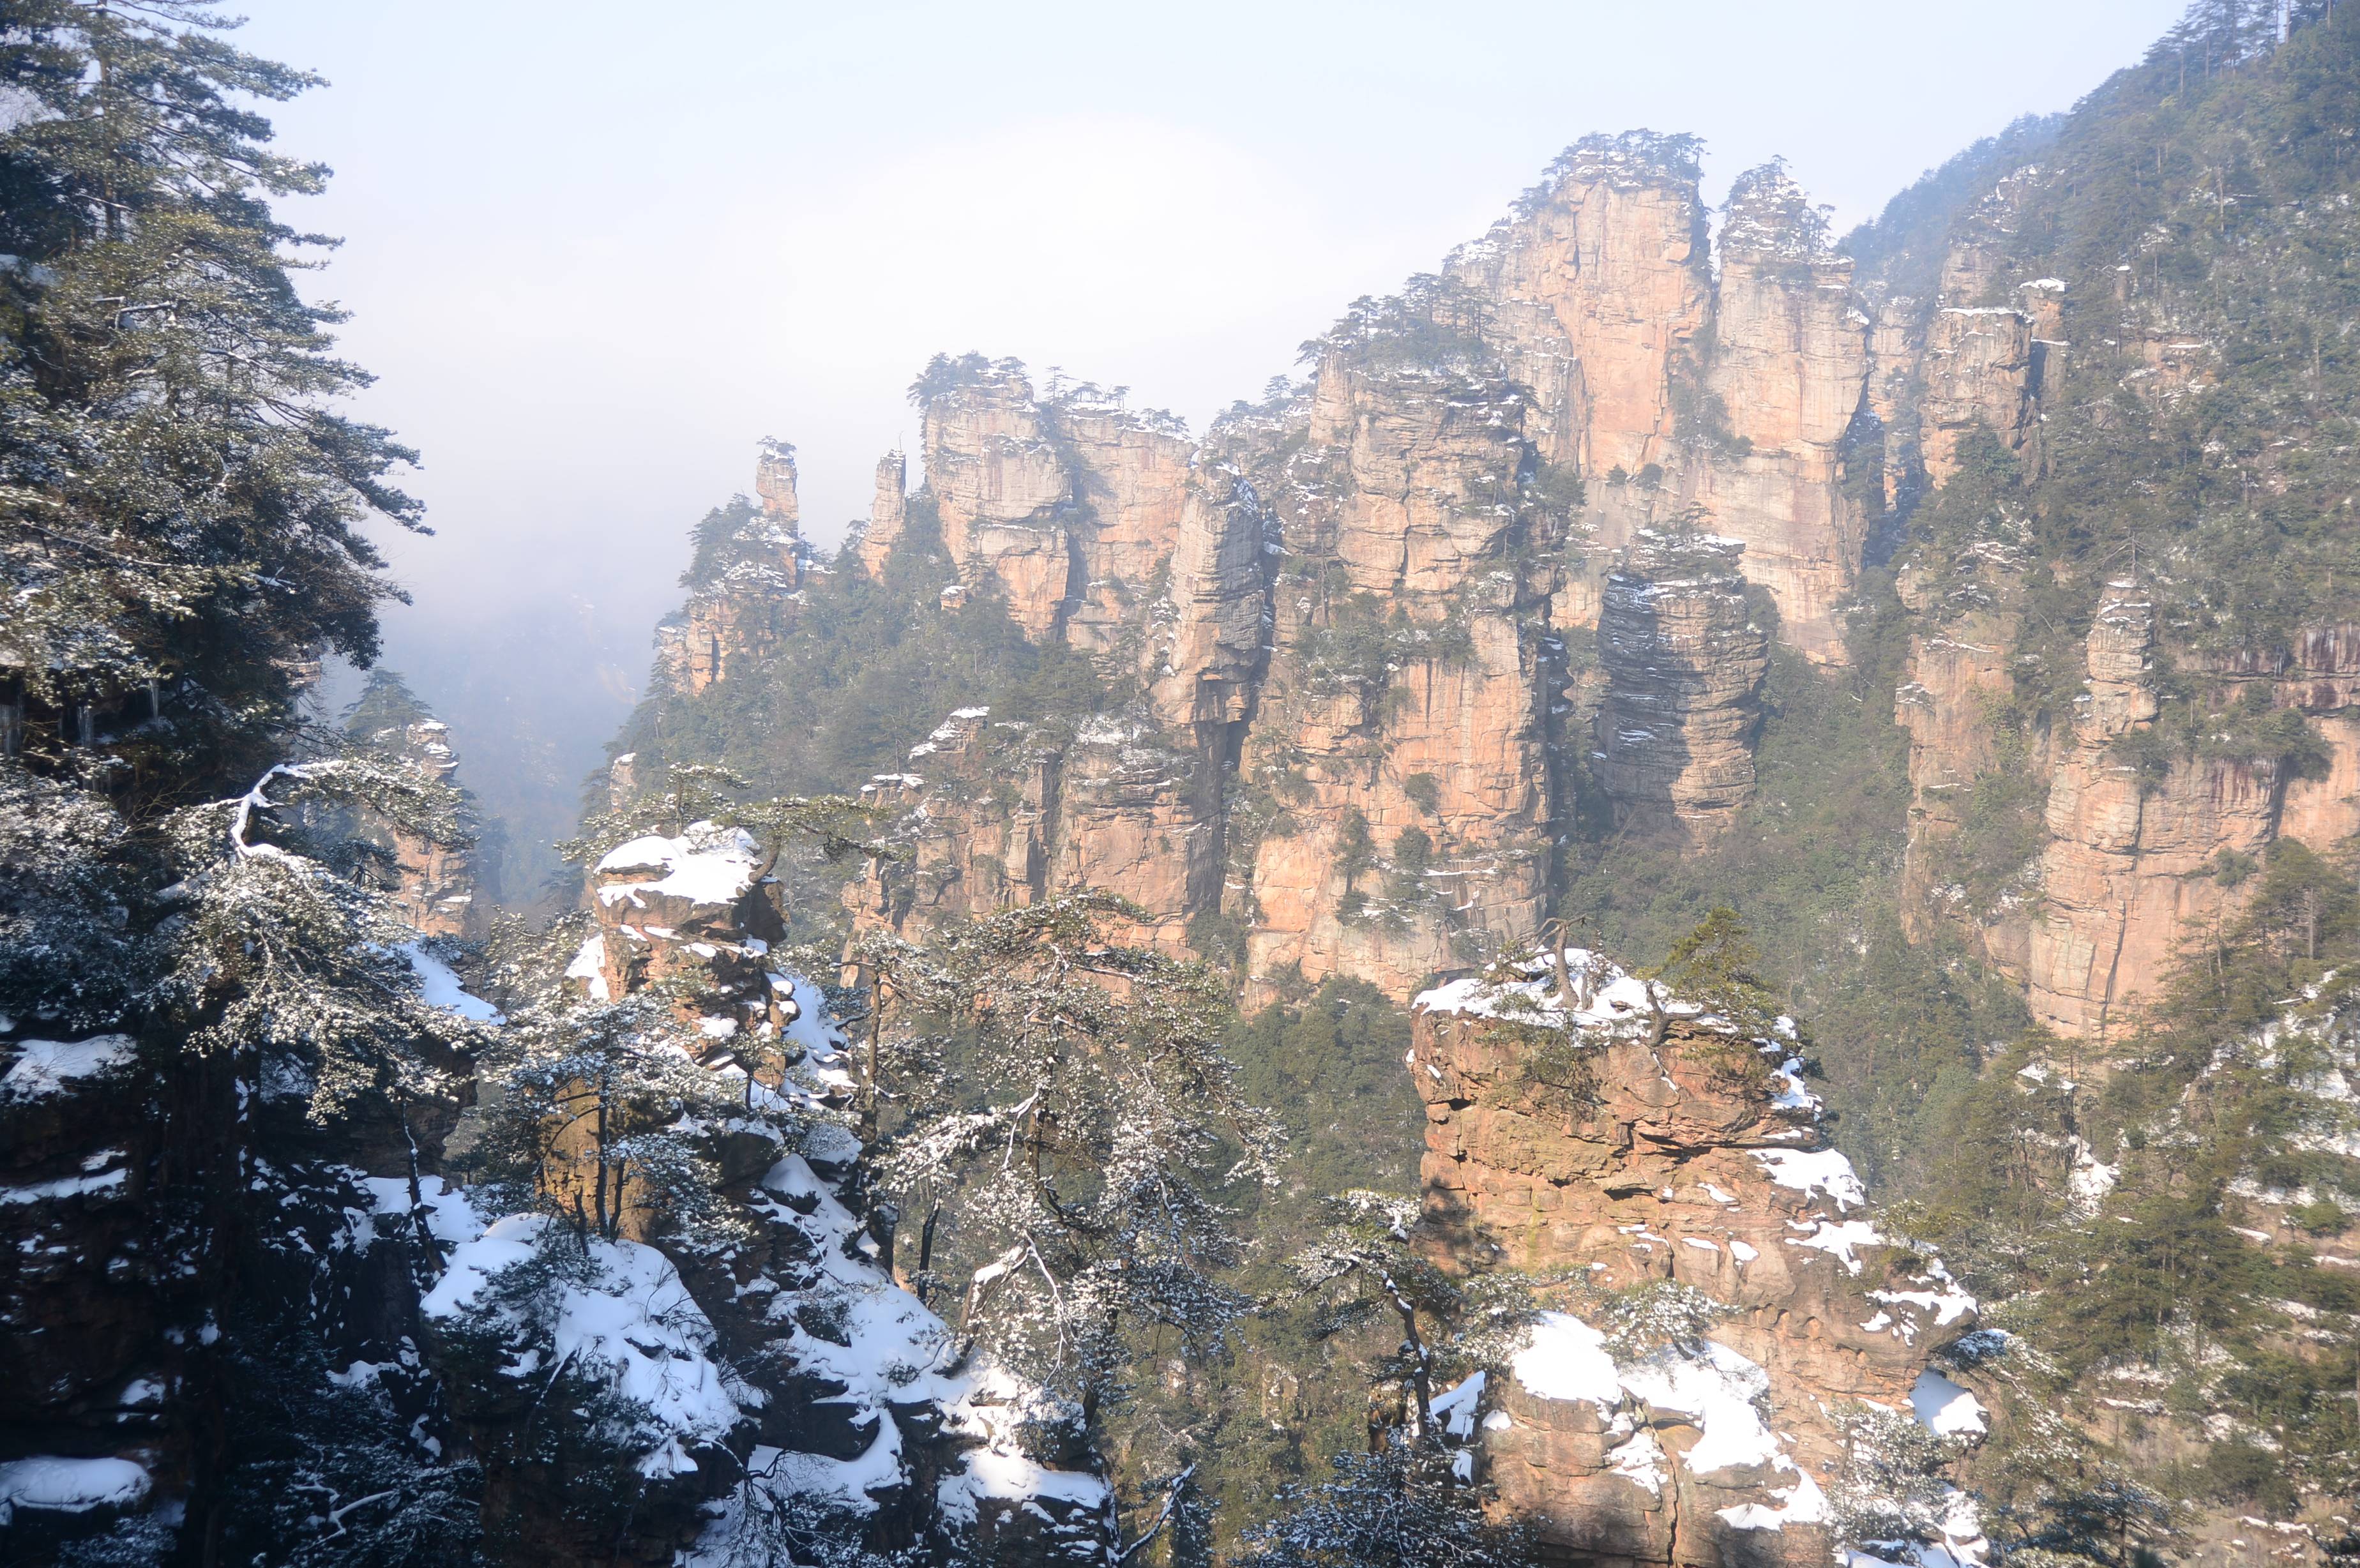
left=596, top=822, right=765, bottom=910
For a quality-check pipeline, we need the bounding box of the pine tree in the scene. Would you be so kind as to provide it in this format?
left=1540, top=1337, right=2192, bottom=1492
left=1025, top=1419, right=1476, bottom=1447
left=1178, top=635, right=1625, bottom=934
left=865, top=893, right=1282, bottom=1431
left=1, top=1, right=423, bottom=787
left=1234, top=1440, right=1529, bottom=1568
left=1277, top=1192, right=1462, bottom=1440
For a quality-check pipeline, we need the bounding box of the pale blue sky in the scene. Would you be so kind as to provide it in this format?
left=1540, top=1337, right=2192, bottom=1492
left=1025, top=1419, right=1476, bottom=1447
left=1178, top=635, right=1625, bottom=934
left=234, top=1, right=2191, bottom=655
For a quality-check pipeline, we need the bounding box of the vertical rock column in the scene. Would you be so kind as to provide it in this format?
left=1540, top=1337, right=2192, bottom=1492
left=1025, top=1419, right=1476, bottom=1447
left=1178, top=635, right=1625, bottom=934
left=921, top=370, right=1075, bottom=641
left=854, top=448, right=908, bottom=578
left=1691, top=162, right=1871, bottom=662
left=2025, top=589, right=2280, bottom=1037
left=1593, top=531, right=1769, bottom=841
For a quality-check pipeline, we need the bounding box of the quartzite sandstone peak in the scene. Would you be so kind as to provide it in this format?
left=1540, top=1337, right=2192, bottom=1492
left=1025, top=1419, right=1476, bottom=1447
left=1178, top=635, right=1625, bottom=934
left=665, top=113, right=2360, bottom=1039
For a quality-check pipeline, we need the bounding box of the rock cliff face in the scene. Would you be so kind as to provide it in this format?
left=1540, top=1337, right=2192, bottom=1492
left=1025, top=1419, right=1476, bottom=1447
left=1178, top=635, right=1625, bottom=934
left=1411, top=957, right=1985, bottom=1568
left=2022, top=596, right=2360, bottom=1038
left=1687, top=164, right=1870, bottom=662
left=1907, top=172, right=2060, bottom=487
left=846, top=707, right=1216, bottom=954
left=657, top=441, right=815, bottom=697
left=354, top=715, right=482, bottom=938
left=843, top=137, right=1884, bottom=1000
left=853, top=448, right=909, bottom=578
left=1594, top=532, right=1769, bottom=838
left=678, top=126, right=2360, bottom=1043
left=1898, top=558, right=2360, bottom=1037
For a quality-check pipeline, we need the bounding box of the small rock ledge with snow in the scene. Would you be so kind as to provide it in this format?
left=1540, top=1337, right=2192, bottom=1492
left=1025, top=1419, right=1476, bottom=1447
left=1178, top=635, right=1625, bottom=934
left=1410, top=950, right=1986, bottom=1568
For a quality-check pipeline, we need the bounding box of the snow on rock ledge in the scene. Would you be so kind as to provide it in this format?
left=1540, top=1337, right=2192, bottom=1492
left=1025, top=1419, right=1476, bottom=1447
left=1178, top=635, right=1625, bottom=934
left=1411, top=951, right=1985, bottom=1568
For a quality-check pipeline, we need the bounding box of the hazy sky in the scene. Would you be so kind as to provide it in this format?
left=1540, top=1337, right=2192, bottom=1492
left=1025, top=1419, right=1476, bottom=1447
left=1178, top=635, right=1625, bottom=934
left=235, top=1, right=2192, bottom=658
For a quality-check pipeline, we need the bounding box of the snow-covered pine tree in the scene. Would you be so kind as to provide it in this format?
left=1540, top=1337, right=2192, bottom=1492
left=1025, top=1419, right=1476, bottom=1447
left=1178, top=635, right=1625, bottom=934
left=1277, top=1191, right=1463, bottom=1441
left=1, top=1, right=424, bottom=787
left=0, top=8, right=507, bottom=1558
left=1234, top=1440, right=1530, bottom=1568
left=462, top=989, right=769, bottom=1250
left=864, top=893, right=1283, bottom=1433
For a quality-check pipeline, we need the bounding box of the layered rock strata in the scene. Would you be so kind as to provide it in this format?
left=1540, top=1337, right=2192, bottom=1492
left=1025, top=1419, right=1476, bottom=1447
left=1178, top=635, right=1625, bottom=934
left=853, top=449, right=908, bottom=578
left=846, top=707, right=1218, bottom=954
left=1594, top=532, right=1769, bottom=837
left=2022, top=594, right=2360, bottom=1038
left=693, top=127, right=2360, bottom=1037
left=1898, top=563, right=2360, bottom=1037
left=1411, top=956, right=1985, bottom=1567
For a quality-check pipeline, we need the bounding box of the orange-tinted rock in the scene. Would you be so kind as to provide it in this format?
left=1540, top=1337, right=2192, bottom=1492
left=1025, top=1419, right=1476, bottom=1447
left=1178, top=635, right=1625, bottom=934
left=657, top=443, right=814, bottom=696
left=1918, top=299, right=2050, bottom=485
left=1412, top=959, right=1981, bottom=1565
left=378, top=719, right=480, bottom=937
left=1447, top=132, right=1711, bottom=477
left=2021, top=592, right=2352, bottom=1037
left=1057, top=400, right=1195, bottom=660
left=920, top=369, right=1075, bottom=641
left=1230, top=354, right=1554, bottom=1004
left=853, top=448, right=908, bottom=578
left=847, top=705, right=1214, bottom=954
left=1691, top=165, right=1870, bottom=661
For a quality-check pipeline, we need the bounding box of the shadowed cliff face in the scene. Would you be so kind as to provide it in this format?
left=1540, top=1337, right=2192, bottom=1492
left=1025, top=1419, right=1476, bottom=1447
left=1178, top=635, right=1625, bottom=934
left=1594, top=532, right=1770, bottom=841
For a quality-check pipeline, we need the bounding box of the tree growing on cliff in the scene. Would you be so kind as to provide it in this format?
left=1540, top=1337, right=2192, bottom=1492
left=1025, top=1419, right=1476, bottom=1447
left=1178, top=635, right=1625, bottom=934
left=1640, top=907, right=1782, bottom=1090
left=865, top=892, right=1282, bottom=1430
left=1234, top=1439, right=1527, bottom=1568
left=1275, top=1191, right=1462, bottom=1440
left=464, top=991, right=765, bottom=1249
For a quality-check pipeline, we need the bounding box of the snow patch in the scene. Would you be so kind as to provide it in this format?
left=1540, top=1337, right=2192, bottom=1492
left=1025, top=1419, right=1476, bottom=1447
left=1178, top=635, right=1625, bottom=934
left=0, top=1456, right=151, bottom=1523
left=401, top=942, right=503, bottom=1023
left=1753, top=1147, right=1866, bottom=1212
left=595, top=824, right=764, bottom=910
left=1, top=1035, right=135, bottom=1099
left=1912, top=1369, right=1988, bottom=1436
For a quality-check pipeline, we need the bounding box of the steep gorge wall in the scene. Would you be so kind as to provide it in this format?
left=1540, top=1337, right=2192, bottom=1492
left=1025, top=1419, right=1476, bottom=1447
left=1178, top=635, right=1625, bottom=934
left=660, top=123, right=2360, bottom=1041
left=828, top=136, right=1882, bottom=1004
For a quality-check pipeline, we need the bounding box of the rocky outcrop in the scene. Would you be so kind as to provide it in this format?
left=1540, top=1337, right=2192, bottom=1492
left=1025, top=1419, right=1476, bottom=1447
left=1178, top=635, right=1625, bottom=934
left=2018, top=592, right=2357, bottom=1038
left=923, top=369, right=1076, bottom=641
left=1222, top=349, right=1555, bottom=1002
left=1594, top=532, right=1769, bottom=839
left=1918, top=286, right=2058, bottom=485
left=1055, top=399, right=1195, bottom=660
left=348, top=715, right=482, bottom=938
left=657, top=442, right=815, bottom=697
left=710, top=135, right=1937, bottom=1006
left=571, top=822, right=798, bottom=1049
left=1446, top=132, right=1711, bottom=478
left=1447, top=146, right=1872, bottom=663
left=1893, top=541, right=2042, bottom=969
left=904, top=367, right=1198, bottom=652
left=1411, top=957, right=1985, bottom=1567
left=846, top=706, right=1216, bottom=954
left=852, top=448, right=909, bottom=578
left=1688, top=163, right=1871, bottom=661
left=1897, top=566, right=2360, bottom=1038
left=531, top=827, right=1118, bottom=1564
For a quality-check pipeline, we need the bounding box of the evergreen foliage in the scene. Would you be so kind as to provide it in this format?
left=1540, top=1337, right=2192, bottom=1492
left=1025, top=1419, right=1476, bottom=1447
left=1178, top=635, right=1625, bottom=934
left=0, top=0, right=421, bottom=787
